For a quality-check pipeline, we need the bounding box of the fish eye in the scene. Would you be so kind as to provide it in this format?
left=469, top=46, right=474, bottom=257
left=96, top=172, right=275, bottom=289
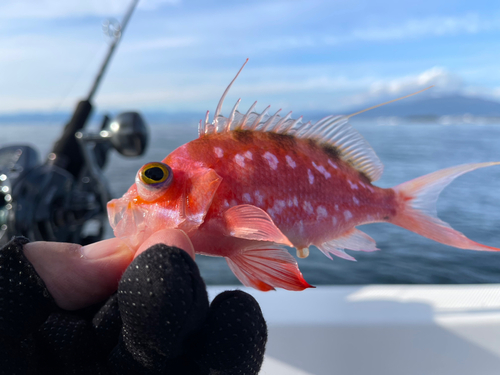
left=136, top=162, right=173, bottom=201
left=141, top=163, right=170, bottom=185
left=145, top=167, right=164, bottom=181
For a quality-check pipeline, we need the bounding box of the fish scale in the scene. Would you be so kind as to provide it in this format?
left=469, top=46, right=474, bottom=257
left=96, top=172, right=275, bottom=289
left=175, top=131, right=395, bottom=252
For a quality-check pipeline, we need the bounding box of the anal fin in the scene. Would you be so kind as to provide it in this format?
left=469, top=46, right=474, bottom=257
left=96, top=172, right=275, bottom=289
left=317, top=228, right=379, bottom=262
left=226, top=244, right=313, bottom=291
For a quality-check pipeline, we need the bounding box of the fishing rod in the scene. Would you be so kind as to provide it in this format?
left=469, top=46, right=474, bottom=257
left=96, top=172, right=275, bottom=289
left=50, top=0, right=140, bottom=177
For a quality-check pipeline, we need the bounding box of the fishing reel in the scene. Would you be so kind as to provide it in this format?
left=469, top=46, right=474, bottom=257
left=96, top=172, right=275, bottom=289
left=0, top=112, right=148, bottom=246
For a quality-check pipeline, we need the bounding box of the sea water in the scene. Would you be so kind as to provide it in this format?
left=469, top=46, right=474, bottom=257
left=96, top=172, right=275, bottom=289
left=2, top=120, right=500, bottom=285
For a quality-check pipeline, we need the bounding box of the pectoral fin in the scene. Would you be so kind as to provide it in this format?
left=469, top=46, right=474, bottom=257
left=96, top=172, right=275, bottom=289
left=224, top=204, right=293, bottom=246
left=226, top=244, right=313, bottom=291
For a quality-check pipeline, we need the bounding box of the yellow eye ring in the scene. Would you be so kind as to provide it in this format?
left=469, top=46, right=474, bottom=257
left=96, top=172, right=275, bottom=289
left=140, top=162, right=171, bottom=185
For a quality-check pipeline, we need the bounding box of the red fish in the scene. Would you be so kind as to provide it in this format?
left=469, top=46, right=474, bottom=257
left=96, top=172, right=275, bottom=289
left=107, top=63, right=500, bottom=291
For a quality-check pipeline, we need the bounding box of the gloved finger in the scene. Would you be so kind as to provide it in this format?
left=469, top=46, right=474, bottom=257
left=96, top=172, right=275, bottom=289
left=108, top=245, right=209, bottom=374
left=136, top=229, right=195, bottom=260
left=92, top=294, right=122, bottom=355
left=23, top=238, right=133, bottom=310
left=34, top=311, right=108, bottom=374
left=193, top=290, right=267, bottom=375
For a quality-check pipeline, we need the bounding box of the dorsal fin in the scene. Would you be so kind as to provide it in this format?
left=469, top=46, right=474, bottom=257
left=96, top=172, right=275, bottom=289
left=201, top=104, right=384, bottom=181
left=199, top=62, right=434, bottom=181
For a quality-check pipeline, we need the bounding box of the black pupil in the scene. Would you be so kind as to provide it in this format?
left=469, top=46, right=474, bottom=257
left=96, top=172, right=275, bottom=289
left=145, top=167, right=164, bottom=181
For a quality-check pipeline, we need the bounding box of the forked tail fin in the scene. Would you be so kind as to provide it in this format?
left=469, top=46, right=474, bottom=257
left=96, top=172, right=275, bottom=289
left=391, top=162, right=500, bottom=251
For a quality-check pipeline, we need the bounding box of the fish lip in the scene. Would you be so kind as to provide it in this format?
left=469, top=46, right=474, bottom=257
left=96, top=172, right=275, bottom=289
left=107, top=197, right=147, bottom=250
left=107, top=198, right=126, bottom=230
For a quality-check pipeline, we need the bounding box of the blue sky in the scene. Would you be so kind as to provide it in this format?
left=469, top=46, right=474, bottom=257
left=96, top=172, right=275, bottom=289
left=1, top=0, right=500, bottom=118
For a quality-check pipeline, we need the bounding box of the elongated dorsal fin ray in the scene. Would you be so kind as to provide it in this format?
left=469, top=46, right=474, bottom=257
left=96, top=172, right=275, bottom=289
left=212, top=58, right=248, bottom=130
left=347, top=86, right=434, bottom=118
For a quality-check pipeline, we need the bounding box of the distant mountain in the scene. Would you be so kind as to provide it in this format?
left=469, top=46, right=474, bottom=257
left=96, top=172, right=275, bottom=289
left=346, top=95, right=500, bottom=118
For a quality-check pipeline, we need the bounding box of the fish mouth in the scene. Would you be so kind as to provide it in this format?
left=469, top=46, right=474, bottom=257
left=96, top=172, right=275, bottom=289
left=107, top=197, right=148, bottom=250
left=107, top=198, right=126, bottom=229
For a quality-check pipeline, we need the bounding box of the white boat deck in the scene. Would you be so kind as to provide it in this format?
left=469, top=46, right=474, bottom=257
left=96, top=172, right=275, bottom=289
left=207, top=284, right=500, bottom=375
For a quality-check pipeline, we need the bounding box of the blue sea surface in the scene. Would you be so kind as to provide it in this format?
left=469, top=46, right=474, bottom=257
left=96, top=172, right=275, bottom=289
left=2, top=120, right=500, bottom=285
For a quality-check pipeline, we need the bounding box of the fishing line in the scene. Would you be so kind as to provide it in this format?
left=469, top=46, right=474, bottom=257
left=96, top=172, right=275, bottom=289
left=43, top=41, right=106, bottom=127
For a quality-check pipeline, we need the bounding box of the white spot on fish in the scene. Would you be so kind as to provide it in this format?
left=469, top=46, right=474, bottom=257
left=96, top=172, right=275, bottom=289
left=308, top=169, right=314, bottom=185
left=344, top=210, right=353, bottom=220
left=242, top=193, right=252, bottom=203
left=298, top=220, right=304, bottom=234
left=288, top=199, right=293, bottom=207
left=264, top=152, right=279, bottom=170
left=254, top=190, right=264, bottom=205
left=234, top=154, right=245, bottom=168
left=214, top=147, right=223, bottom=158
left=328, top=159, right=339, bottom=169
left=303, top=201, right=314, bottom=215
left=293, top=196, right=298, bottom=206
left=332, top=216, right=338, bottom=225
left=347, top=180, right=358, bottom=190
left=353, top=196, right=360, bottom=205
left=317, top=206, right=328, bottom=219
left=312, top=162, right=331, bottom=179
left=286, top=155, right=296, bottom=168
left=223, top=199, right=229, bottom=208
left=335, top=204, right=339, bottom=211
left=359, top=182, right=366, bottom=189
left=268, top=208, right=275, bottom=218
left=244, top=151, right=253, bottom=160
left=367, top=185, right=374, bottom=192
left=366, top=214, right=374, bottom=222
left=271, top=199, right=287, bottom=215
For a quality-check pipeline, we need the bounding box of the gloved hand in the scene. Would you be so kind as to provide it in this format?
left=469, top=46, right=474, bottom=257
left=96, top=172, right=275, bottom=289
left=0, top=236, right=267, bottom=374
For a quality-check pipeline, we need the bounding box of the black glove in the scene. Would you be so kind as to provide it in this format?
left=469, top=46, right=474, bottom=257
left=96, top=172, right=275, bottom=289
left=0, top=237, right=267, bottom=375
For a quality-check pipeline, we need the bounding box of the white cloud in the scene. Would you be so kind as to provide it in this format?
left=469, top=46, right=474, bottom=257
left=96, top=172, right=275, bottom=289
left=274, top=66, right=473, bottom=113
left=138, top=0, right=180, bottom=11
left=0, top=1, right=126, bottom=19
left=491, top=88, right=500, bottom=99
left=369, top=67, right=463, bottom=96
left=328, top=67, right=464, bottom=111
left=0, top=0, right=178, bottom=19
left=0, top=95, right=77, bottom=112
left=0, top=64, right=470, bottom=115
left=222, top=13, right=500, bottom=54
left=343, top=13, right=487, bottom=43
left=124, top=36, right=197, bottom=52
left=0, top=1, right=499, bottom=116
left=298, top=13, right=497, bottom=48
